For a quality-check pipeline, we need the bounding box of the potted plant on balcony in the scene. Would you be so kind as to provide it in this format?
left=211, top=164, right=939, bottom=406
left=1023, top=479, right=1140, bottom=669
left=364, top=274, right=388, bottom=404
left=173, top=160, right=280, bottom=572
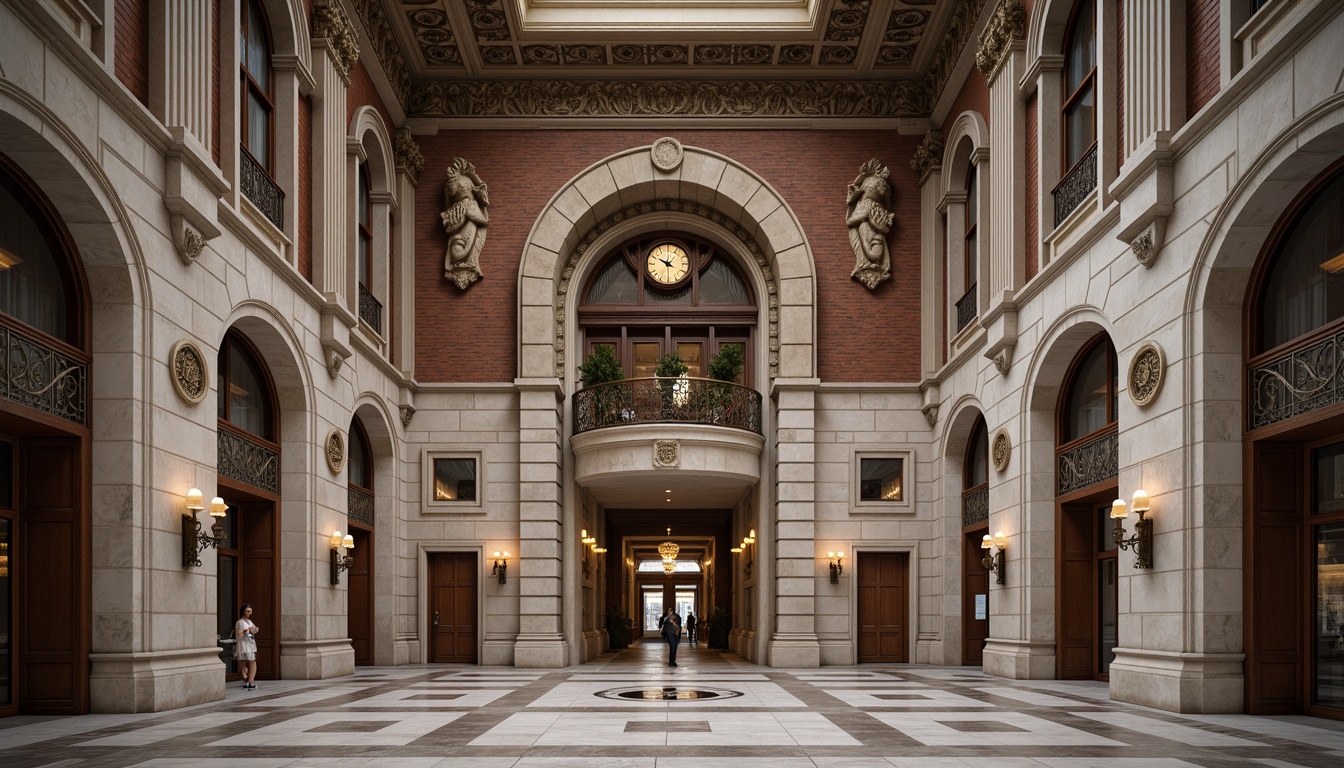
left=654, top=352, right=689, bottom=417
left=578, top=346, right=624, bottom=428
left=707, top=344, right=745, bottom=425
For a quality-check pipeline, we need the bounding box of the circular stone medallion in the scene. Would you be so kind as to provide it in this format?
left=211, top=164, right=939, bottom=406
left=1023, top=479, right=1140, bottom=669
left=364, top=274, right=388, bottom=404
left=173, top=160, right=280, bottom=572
left=595, top=685, right=743, bottom=702
left=170, top=340, right=209, bottom=405
left=650, top=137, right=684, bottom=171
left=991, top=429, right=1011, bottom=473
left=1127, top=341, right=1165, bottom=407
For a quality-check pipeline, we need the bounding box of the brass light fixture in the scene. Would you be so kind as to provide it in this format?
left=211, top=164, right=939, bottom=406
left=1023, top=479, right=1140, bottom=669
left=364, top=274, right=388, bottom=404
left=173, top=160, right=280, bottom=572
left=182, top=488, right=228, bottom=568
left=828, top=551, right=845, bottom=584
left=491, top=550, right=509, bottom=583
left=1111, top=490, right=1154, bottom=569
left=981, top=531, right=1007, bottom=585
left=330, top=530, right=355, bottom=585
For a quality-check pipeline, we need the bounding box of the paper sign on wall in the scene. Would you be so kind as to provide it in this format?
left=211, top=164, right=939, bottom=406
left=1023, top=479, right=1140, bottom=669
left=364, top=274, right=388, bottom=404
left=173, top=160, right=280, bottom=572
left=975, top=593, right=987, bottom=620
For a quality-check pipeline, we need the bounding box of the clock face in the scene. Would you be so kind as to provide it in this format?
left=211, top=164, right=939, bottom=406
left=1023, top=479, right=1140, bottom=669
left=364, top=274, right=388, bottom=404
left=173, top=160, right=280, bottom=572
left=646, top=243, right=691, bottom=286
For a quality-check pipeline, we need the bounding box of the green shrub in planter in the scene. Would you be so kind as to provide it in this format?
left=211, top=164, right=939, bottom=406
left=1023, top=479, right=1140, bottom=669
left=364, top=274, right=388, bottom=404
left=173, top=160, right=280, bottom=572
left=578, top=347, right=624, bottom=425
left=654, top=353, right=688, bottom=413
left=605, top=606, right=632, bottom=650
left=706, top=606, right=731, bottom=649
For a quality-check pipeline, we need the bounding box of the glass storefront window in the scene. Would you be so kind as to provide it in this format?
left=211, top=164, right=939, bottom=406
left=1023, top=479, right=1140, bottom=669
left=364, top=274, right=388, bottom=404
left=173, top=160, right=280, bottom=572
left=1315, top=519, right=1344, bottom=708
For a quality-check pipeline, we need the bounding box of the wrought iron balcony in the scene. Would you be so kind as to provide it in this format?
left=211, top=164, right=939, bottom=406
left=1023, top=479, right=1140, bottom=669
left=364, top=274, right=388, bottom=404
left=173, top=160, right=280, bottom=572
left=1052, top=143, right=1097, bottom=227
left=348, top=485, right=374, bottom=527
left=955, top=282, right=978, bottom=334
left=1249, top=327, right=1344, bottom=431
left=358, top=283, right=382, bottom=334
left=962, top=486, right=988, bottom=528
left=240, top=148, right=285, bottom=230
left=0, top=320, right=87, bottom=426
left=1056, top=428, right=1118, bottom=496
left=573, top=376, right=763, bottom=436
left=218, top=426, right=279, bottom=494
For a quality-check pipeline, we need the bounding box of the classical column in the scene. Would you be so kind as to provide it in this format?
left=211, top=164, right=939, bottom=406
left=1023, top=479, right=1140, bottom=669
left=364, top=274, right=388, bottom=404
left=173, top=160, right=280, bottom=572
left=393, top=129, right=424, bottom=377
left=767, top=378, right=820, bottom=668
left=913, top=131, right=944, bottom=424
left=513, top=378, right=568, bottom=667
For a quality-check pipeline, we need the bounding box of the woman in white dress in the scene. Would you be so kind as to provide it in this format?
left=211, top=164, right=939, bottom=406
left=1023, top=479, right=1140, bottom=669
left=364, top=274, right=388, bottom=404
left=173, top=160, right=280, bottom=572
left=234, top=603, right=259, bottom=689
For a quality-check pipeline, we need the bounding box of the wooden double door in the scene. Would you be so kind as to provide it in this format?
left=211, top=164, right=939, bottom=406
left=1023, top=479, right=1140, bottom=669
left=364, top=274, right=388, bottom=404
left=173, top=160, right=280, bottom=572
left=962, top=530, right=989, bottom=665
left=1058, top=496, right=1119, bottom=680
left=348, top=526, right=374, bottom=666
left=857, top=552, right=909, bottom=663
left=428, top=552, right=478, bottom=663
left=216, top=496, right=279, bottom=680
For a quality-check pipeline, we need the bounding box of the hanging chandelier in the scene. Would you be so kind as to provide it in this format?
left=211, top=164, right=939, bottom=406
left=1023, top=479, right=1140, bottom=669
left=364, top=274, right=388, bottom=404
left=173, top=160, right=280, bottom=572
left=658, top=527, right=679, bottom=562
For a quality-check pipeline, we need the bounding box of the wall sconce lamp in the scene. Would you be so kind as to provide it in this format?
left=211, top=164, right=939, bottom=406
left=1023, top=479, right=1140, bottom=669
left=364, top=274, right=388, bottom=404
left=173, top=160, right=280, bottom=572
left=828, top=551, right=845, bottom=584
left=330, top=531, right=355, bottom=585
left=1111, top=490, right=1154, bottom=569
left=737, top=529, right=756, bottom=577
left=182, top=488, right=227, bottom=568
left=981, top=531, right=1007, bottom=585
left=581, top=529, right=596, bottom=546
left=491, top=551, right=509, bottom=584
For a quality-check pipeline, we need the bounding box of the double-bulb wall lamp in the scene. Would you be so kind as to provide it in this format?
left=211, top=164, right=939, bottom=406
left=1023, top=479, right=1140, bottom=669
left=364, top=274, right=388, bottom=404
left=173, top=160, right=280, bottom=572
left=330, top=531, right=355, bottom=585
left=733, top=529, right=756, bottom=577
left=182, top=488, right=228, bottom=568
left=827, top=551, right=845, bottom=584
left=580, top=530, right=607, bottom=577
left=981, top=531, right=1007, bottom=585
left=491, top=551, right=509, bottom=584
left=1111, top=490, right=1154, bottom=569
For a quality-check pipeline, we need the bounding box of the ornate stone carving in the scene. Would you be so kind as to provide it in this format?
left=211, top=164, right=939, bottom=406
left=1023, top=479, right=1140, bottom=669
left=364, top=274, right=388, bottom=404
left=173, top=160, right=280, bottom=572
left=991, top=429, right=1011, bottom=472
left=400, top=403, right=417, bottom=427
left=992, top=346, right=1013, bottom=375
left=395, top=128, right=425, bottom=186
left=846, top=159, right=894, bottom=290
left=555, top=198, right=781, bottom=381
left=1131, top=231, right=1158, bottom=267
left=325, top=429, right=346, bottom=474
left=921, top=403, right=938, bottom=426
left=877, top=7, right=932, bottom=68
left=349, top=0, right=411, bottom=107
left=650, top=137, right=683, bottom=171
left=170, top=340, right=209, bottom=405
left=909, top=129, right=944, bottom=183
left=170, top=214, right=207, bottom=265
left=1128, top=342, right=1165, bottom=407
left=408, top=79, right=927, bottom=119
left=923, top=0, right=991, bottom=110
left=653, top=440, right=680, bottom=468
left=975, top=0, right=1026, bottom=78
left=312, top=1, right=360, bottom=84
left=326, top=346, right=347, bottom=377
left=441, top=158, right=489, bottom=289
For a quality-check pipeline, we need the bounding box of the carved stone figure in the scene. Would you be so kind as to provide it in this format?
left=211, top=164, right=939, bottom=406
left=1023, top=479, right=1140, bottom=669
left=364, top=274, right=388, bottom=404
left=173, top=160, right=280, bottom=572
left=846, top=159, right=894, bottom=289
left=441, top=158, right=489, bottom=289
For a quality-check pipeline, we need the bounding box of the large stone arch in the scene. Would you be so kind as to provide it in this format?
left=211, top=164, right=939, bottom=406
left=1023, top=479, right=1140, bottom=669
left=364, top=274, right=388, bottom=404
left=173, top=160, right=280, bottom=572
left=351, top=395, right=401, bottom=665
left=516, top=142, right=818, bottom=385
left=941, top=395, right=989, bottom=666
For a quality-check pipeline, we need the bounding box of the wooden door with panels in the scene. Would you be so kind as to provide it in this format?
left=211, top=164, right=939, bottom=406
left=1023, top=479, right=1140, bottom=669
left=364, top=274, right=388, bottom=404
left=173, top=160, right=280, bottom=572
left=428, top=552, right=477, bottom=663
left=857, top=552, right=908, bottom=663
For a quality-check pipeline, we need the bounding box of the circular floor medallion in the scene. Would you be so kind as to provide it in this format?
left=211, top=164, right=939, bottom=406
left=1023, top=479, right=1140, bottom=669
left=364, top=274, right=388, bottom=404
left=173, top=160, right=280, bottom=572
left=595, top=685, right=743, bottom=702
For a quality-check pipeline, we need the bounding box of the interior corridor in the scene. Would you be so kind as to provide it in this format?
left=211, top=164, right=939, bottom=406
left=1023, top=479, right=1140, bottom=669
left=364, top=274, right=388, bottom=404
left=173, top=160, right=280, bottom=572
left=2, top=644, right=1343, bottom=766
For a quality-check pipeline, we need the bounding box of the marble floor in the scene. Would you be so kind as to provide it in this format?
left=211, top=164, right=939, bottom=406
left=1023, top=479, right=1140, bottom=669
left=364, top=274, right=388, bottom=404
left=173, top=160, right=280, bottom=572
left=2, top=641, right=1343, bottom=767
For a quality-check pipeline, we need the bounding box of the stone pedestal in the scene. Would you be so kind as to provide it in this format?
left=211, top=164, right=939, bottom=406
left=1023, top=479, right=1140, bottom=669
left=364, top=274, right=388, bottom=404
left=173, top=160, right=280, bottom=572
left=89, top=648, right=224, bottom=713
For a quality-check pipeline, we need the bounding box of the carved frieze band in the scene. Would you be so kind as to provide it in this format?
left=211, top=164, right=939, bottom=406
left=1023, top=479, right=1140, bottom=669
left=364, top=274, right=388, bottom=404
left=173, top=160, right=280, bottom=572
left=923, top=0, right=991, bottom=108
left=409, top=79, right=928, bottom=118
left=975, top=0, right=1026, bottom=79
left=962, top=486, right=989, bottom=528
left=312, top=1, right=361, bottom=83
left=1128, top=341, right=1165, bottom=407
left=218, top=429, right=279, bottom=494
left=1250, top=329, right=1344, bottom=431
left=555, top=198, right=781, bottom=381
left=1057, top=431, right=1118, bottom=496
left=170, top=340, right=209, bottom=405
left=350, top=0, right=412, bottom=107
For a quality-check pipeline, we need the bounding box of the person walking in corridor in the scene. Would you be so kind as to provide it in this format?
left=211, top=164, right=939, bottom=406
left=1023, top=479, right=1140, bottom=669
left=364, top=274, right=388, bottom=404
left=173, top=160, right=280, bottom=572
left=662, top=607, right=682, bottom=667
left=686, top=611, right=697, bottom=646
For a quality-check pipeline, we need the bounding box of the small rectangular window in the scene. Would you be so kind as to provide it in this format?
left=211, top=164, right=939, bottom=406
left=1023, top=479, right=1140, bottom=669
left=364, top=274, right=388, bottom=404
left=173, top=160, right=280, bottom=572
left=859, top=457, right=904, bottom=502
left=433, top=458, right=477, bottom=501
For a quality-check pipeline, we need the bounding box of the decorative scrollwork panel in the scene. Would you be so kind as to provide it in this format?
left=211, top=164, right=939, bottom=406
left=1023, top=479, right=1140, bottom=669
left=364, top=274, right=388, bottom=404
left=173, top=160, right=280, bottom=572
left=1, top=325, right=87, bottom=426
left=240, top=149, right=285, bottom=230
left=1052, top=144, right=1097, bottom=227
left=962, top=487, right=989, bottom=528
left=1250, top=331, right=1344, bottom=430
left=573, top=377, right=763, bottom=436
left=218, top=428, right=279, bottom=494
left=1057, top=431, right=1118, bottom=496
left=348, top=486, right=375, bottom=527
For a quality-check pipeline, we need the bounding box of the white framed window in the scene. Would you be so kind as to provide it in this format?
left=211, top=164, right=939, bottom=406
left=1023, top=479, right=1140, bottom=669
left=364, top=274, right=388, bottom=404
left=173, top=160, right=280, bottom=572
left=852, top=450, right=914, bottom=512
left=423, top=450, right=484, bottom=511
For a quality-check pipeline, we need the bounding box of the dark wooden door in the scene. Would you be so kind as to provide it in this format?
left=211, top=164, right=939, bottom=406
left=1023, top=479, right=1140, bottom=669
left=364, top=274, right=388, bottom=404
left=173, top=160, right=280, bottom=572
left=18, top=438, right=85, bottom=714
left=237, top=501, right=278, bottom=679
left=857, top=552, right=908, bottom=663
left=962, top=531, right=989, bottom=665
left=1059, top=502, right=1095, bottom=679
left=1247, top=442, right=1305, bottom=713
left=429, top=553, right=477, bottom=663
left=348, top=526, right=373, bottom=665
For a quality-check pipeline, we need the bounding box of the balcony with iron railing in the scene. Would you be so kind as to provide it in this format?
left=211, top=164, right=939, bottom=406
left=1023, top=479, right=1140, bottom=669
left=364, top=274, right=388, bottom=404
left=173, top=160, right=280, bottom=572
left=240, top=148, right=285, bottom=230
left=358, top=283, right=382, bottom=335
left=955, top=282, right=978, bottom=334
left=573, top=376, right=762, bottom=436
left=1052, top=144, right=1097, bottom=227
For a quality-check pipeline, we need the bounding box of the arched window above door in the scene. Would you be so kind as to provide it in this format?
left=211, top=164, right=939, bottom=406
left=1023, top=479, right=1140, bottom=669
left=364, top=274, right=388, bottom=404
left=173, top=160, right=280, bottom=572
left=1257, top=165, right=1344, bottom=354
left=965, top=415, right=989, bottom=491
left=217, top=331, right=275, bottom=442
left=348, top=418, right=372, bottom=492
left=1060, top=335, right=1117, bottom=445
left=0, top=154, right=83, bottom=347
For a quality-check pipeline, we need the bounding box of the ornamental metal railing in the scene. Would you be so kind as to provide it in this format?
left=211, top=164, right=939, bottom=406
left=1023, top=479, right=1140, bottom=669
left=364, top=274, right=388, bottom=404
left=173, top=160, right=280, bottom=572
left=358, top=283, right=382, bottom=334
left=0, top=322, right=87, bottom=426
left=955, top=283, right=977, bottom=334
left=218, top=426, right=280, bottom=494
left=1057, top=428, right=1118, bottom=496
left=348, top=485, right=374, bottom=527
left=1249, top=328, right=1344, bottom=431
left=1052, top=144, right=1097, bottom=227
left=962, top=486, right=989, bottom=528
left=240, top=148, right=285, bottom=230
left=573, top=376, right=763, bottom=436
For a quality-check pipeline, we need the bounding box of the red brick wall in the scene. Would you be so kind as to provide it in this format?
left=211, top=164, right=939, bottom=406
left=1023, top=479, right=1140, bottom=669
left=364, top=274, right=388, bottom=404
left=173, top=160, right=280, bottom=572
left=114, top=0, right=150, bottom=107
left=348, top=62, right=394, bottom=139
left=941, top=67, right=991, bottom=138
left=414, top=130, right=922, bottom=384
left=212, top=0, right=221, bottom=166
left=298, top=96, right=312, bottom=283
left=1187, top=0, right=1221, bottom=116
left=1117, top=0, right=1125, bottom=169
left=1025, top=93, right=1039, bottom=281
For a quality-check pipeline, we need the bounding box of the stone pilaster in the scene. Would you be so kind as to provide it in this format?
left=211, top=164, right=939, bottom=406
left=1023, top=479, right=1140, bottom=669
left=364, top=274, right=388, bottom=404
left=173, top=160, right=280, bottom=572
left=1122, top=1, right=1186, bottom=156
left=394, top=129, right=422, bottom=376
left=913, top=132, right=943, bottom=383
left=513, top=378, right=568, bottom=667
left=311, top=0, right=357, bottom=307
left=767, top=378, right=820, bottom=668
left=150, top=0, right=212, bottom=148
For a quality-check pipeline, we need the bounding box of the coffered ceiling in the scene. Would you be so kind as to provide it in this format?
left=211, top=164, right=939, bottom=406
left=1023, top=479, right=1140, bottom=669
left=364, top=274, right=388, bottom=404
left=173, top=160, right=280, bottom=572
left=350, top=0, right=989, bottom=119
